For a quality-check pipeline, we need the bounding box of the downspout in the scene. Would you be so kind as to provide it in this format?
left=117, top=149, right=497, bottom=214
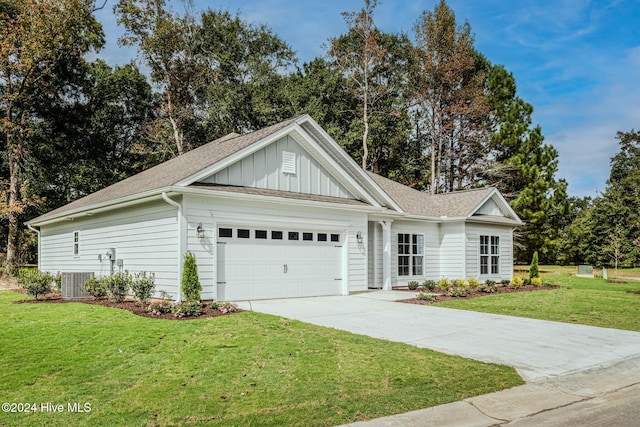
left=162, top=192, right=183, bottom=302
left=378, top=220, right=392, bottom=290
left=27, top=224, right=41, bottom=271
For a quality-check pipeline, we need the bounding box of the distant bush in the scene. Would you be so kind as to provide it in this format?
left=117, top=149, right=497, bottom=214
left=468, top=277, right=480, bottom=289
left=407, top=280, right=419, bottom=290
left=131, top=272, right=156, bottom=304
left=511, top=276, right=524, bottom=289
left=422, top=280, right=437, bottom=291
left=531, top=277, right=543, bottom=287
left=19, top=270, right=54, bottom=300
left=104, top=272, right=132, bottom=302
left=84, top=276, right=107, bottom=300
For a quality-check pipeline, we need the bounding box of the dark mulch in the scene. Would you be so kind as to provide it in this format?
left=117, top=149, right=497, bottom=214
left=12, top=291, right=241, bottom=320
left=398, top=284, right=559, bottom=305
left=627, top=290, right=640, bottom=295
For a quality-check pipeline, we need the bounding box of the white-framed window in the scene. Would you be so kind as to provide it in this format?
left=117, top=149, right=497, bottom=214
left=398, top=233, right=424, bottom=276
left=480, top=235, right=500, bottom=275
left=73, top=231, right=80, bottom=256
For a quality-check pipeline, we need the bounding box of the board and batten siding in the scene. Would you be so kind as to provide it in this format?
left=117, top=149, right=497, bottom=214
left=203, top=135, right=354, bottom=199
left=183, top=194, right=368, bottom=298
left=465, top=223, right=514, bottom=281
left=39, top=200, right=180, bottom=296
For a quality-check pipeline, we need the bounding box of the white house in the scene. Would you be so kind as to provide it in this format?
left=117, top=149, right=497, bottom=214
left=27, top=115, right=522, bottom=301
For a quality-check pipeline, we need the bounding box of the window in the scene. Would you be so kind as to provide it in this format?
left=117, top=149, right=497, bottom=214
left=398, top=233, right=424, bottom=276
left=272, top=231, right=283, bottom=240
left=303, top=232, right=313, bottom=241
left=317, top=233, right=327, bottom=242
left=237, top=229, right=250, bottom=239
left=255, top=230, right=267, bottom=239
left=288, top=231, right=299, bottom=241
left=480, top=235, right=500, bottom=275
left=330, top=233, right=340, bottom=242
left=73, top=231, right=79, bottom=256
left=219, top=228, right=233, bottom=238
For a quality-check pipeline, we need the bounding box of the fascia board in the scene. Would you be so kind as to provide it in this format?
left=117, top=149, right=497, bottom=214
left=27, top=190, right=171, bottom=227
left=178, top=186, right=385, bottom=214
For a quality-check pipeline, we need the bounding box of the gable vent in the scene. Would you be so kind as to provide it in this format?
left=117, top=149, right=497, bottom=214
left=282, top=151, right=296, bottom=174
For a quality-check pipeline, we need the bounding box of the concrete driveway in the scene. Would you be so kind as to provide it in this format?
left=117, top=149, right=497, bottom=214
left=237, top=291, right=640, bottom=382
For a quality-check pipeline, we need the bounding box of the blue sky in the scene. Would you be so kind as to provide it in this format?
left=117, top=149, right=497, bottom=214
left=94, top=0, right=640, bottom=198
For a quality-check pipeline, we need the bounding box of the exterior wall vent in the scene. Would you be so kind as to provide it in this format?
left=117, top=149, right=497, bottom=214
left=61, top=272, right=94, bottom=300
left=282, top=151, right=296, bottom=174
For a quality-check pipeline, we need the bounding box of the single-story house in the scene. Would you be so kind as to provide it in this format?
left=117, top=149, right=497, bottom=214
left=27, top=115, right=522, bottom=301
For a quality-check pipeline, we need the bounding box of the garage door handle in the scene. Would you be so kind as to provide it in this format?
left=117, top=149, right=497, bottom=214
left=283, top=264, right=288, bottom=274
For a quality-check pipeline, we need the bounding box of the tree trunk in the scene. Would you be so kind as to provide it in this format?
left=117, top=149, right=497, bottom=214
left=4, top=124, right=23, bottom=276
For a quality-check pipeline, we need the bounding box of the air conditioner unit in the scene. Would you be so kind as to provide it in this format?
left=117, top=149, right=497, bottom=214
left=61, top=272, right=94, bottom=300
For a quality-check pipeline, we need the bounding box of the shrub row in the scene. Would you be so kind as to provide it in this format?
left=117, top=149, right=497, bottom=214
left=84, top=271, right=156, bottom=304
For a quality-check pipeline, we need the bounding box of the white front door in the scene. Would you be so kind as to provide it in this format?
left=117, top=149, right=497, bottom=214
left=216, top=226, right=343, bottom=301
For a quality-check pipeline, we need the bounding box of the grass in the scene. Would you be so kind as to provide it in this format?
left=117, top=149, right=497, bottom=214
left=0, top=291, right=522, bottom=426
left=436, top=266, right=640, bottom=332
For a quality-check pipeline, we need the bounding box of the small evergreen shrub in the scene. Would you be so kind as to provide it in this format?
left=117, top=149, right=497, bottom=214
left=501, top=279, right=511, bottom=286
left=105, top=272, right=132, bottom=302
left=172, top=300, right=202, bottom=318
left=417, top=292, right=436, bottom=302
left=19, top=270, right=54, bottom=300
left=148, top=300, right=173, bottom=316
left=84, top=276, right=107, bottom=300
left=407, top=280, right=419, bottom=290
left=131, top=272, right=156, bottom=304
left=219, top=302, right=239, bottom=314
left=468, top=277, right=480, bottom=289
left=485, top=279, right=496, bottom=286
left=437, top=278, right=451, bottom=292
left=529, top=251, right=540, bottom=279
left=422, top=280, right=437, bottom=291
left=182, top=252, right=202, bottom=301
left=531, top=277, right=543, bottom=287
left=511, top=276, right=524, bottom=289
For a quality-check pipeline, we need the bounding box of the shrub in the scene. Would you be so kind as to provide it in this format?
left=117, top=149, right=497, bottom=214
left=172, top=300, right=202, bottom=318
left=19, top=270, right=54, bottom=300
left=407, top=280, right=419, bottom=290
left=449, top=287, right=471, bottom=297
left=148, top=300, right=173, bottom=316
left=182, top=252, right=201, bottom=301
left=422, top=280, right=437, bottom=291
left=485, top=279, right=496, bottom=286
left=104, top=272, right=132, bottom=302
left=84, top=276, right=107, bottom=300
left=131, top=272, right=156, bottom=304
left=511, top=276, right=524, bottom=289
left=54, top=272, right=62, bottom=291
left=468, top=277, right=480, bottom=289
left=479, top=284, right=497, bottom=293
left=500, top=279, right=511, bottom=286
left=453, top=279, right=467, bottom=288
left=531, top=277, right=543, bottom=287
left=417, top=292, right=436, bottom=302
left=523, top=277, right=531, bottom=286
left=529, top=251, right=540, bottom=279
left=437, top=278, right=450, bottom=292
left=219, top=302, right=239, bottom=314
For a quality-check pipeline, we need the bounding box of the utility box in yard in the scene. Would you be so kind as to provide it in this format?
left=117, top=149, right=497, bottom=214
left=577, top=265, right=594, bottom=278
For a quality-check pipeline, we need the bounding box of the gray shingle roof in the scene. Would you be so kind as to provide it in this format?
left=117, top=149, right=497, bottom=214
left=367, top=172, right=500, bottom=218
left=31, top=116, right=302, bottom=223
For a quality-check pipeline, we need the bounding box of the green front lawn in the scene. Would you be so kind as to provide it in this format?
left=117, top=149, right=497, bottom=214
left=0, top=291, right=522, bottom=426
left=437, top=268, right=640, bottom=332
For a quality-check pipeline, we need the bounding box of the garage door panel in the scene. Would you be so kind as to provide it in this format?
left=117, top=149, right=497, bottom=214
left=216, top=227, right=342, bottom=300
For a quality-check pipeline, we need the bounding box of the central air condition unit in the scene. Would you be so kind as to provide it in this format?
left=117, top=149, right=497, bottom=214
left=61, top=272, right=94, bottom=300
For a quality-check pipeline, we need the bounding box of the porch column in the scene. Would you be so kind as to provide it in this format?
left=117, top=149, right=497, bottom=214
left=378, top=220, right=392, bottom=290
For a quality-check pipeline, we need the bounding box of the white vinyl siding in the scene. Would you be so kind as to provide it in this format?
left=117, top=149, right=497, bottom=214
left=466, top=223, right=514, bottom=281
left=439, top=222, right=465, bottom=279
left=204, top=135, right=354, bottom=199
left=39, top=200, right=180, bottom=297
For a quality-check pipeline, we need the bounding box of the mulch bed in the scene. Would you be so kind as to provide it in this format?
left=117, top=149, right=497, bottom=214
left=397, top=284, right=559, bottom=305
left=11, top=291, right=241, bottom=320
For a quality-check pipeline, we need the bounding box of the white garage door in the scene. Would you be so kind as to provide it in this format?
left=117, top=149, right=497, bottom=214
left=216, top=226, right=343, bottom=301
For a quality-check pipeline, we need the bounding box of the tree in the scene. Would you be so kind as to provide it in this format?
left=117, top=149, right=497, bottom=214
left=529, top=251, right=539, bottom=279
left=411, top=0, right=489, bottom=193
left=563, top=130, right=640, bottom=267
left=197, top=9, right=296, bottom=136
left=181, top=251, right=201, bottom=301
left=116, top=0, right=213, bottom=156
left=328, top=0, right=394, bottom=170
left=1, top=0, right=104, bottom=274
